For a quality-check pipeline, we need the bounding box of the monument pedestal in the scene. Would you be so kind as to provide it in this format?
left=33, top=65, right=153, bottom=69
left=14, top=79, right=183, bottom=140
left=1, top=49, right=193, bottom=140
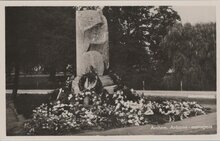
left=103, top=84, right=117, bottom=94
left=72, top=75, right=116, bottom=94
left=100, top=75, right=117, bottom=94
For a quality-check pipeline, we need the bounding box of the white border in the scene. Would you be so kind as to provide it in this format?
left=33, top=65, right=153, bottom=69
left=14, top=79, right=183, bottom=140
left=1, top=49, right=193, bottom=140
left=0, top=0, right=219, bottom=140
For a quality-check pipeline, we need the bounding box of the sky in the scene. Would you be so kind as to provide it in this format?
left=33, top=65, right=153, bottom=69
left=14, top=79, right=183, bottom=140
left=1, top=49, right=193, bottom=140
left=173, top=6, right=216, bottom=24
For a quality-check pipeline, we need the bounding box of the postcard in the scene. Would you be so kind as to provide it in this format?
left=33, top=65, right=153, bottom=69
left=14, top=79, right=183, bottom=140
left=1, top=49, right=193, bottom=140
left=0, top=0, right=219, bottom=140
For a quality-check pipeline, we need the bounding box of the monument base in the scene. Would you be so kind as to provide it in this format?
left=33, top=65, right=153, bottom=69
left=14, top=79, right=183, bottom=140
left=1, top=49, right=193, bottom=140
left=100, top=75, right=117, bottom=94
left=71, top=75, right=116, bottom=94
left=104, top=84, right=117, bottom=94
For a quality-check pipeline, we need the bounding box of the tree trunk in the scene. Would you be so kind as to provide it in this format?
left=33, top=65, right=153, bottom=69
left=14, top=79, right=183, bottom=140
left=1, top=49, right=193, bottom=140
left=12, top=62, right=20, bottom=102
left=49, top=67, right=56, bottom=81
left=64, top=67, right=67, bottom=77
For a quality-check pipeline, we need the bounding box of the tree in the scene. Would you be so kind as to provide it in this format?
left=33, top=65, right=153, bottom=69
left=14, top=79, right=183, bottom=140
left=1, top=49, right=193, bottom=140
left=26, top=7, right=76, bottom=78
left=6, top=7, right=76, bottom=99
left=6, top=7, right=39, bottom=100
left=6, top=7, right=76, bottom=78
left=6, top=6, right=181, bottom=91
left=103, top=6, right=180, bottom=89
left=160, top=23, right=216, bottom=90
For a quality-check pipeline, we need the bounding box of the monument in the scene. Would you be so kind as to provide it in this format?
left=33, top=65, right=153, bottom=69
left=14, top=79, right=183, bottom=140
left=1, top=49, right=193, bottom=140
left=72, top=9, right=115, bottom=94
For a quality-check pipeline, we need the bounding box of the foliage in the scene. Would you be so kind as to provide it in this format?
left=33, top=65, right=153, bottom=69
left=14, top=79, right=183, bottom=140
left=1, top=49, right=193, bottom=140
left=6, top=7, right=215, bottom=90
left=103, top=6, right=181, bottom=84
left=160, top=23, right=216, bottom=90
left=6, top=7, right=76, bottom=76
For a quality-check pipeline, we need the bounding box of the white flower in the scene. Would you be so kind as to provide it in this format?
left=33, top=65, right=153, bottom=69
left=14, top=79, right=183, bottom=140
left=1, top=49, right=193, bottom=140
left=68, top=94, right=73, bottom=100
left=139, top=99, right=144, bottom=104
left=70, top=123, right=75, bottom=127
left=75, top=111, right=79, bottom=114
left=143, top=31, right=150, bottom=35
left=56, top=100, right=61, bottom=104
left=134, top=115, right=139, bottom=120
left=144, top=108, right=154, bottom=115
left=124, top=102, right=129, bottom=108
left=128, top=120, right=133, bottom=123
left=120, top=100, right=124, bottom=104
left=128, top=115, right=133, bottom=118
left=115, top=103, right=121, bottom=110
left=119, top=113, right=125, bottom=117
left=85, top=91, right=91, bottom=95
left=68, top=113, right=73, bottom=116
left=88, top=121, right=92, bottom=125
left=113, top=93, right=117, bottom=98
left=69, top=104, right=73, bottom=107
left=67, top=121, right=71, bottom=124
left=103, top=103, right=107, bottom=107
left=138, top=110, right=142, bottom=116
left=140, top=117, right=144, bottom=121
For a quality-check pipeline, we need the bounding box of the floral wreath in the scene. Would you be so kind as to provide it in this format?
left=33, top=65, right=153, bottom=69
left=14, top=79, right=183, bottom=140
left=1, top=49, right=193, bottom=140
left=78, top=66, right=103, bottom=94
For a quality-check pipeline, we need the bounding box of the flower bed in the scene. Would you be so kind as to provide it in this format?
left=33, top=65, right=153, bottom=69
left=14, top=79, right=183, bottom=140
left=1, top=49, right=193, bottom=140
left=22, top=71, right=210, bottom=135
left=23, top=87, right=209, bottom=135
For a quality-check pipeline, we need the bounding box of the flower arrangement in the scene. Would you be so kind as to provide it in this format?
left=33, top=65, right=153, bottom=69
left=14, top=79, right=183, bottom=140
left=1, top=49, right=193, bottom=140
left=23, top=72, right=208, bottom=135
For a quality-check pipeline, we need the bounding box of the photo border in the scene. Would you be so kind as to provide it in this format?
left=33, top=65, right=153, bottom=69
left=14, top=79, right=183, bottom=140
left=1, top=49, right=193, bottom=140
left=0, top=0, right=219, bottom=140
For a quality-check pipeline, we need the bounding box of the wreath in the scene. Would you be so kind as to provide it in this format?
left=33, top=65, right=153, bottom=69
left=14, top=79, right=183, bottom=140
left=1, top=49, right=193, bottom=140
left=78, top=67, right=103, bottom=94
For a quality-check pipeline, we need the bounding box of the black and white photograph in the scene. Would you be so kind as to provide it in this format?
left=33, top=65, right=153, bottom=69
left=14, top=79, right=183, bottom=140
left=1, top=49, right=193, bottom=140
left=1, top=0, right=219, bottom=139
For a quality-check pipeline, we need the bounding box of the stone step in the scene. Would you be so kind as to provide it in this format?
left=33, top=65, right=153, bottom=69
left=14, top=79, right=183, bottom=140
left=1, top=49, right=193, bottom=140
left=104, top=85, right=117, bottom=94
left=99, top=75, right=114, bottom=87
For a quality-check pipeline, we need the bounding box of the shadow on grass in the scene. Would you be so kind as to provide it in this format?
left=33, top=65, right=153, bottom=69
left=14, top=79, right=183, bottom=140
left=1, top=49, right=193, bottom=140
left=6, top=94, right=49, bottom=119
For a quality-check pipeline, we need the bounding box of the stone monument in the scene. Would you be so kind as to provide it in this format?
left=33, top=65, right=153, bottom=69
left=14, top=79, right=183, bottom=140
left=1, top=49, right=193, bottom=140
left=76, top=9, right=109, bottom=76
left=72, top=9, right=115, bottom=94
